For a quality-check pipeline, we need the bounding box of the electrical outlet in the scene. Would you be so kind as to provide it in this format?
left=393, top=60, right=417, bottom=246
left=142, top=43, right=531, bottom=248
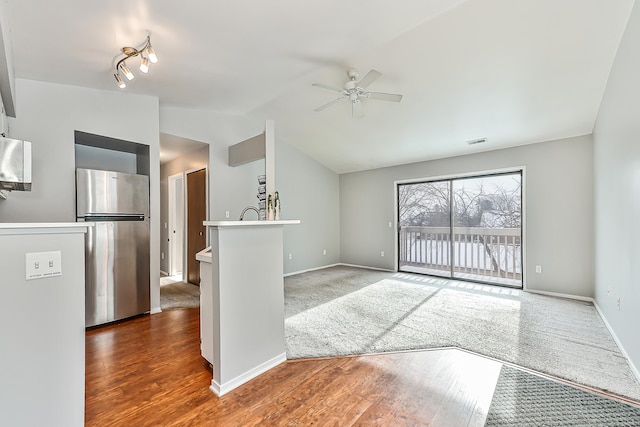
left=535, top=265, right=542, bottom=274
left=617, top=297, right=621, bottom=311
left=289, top=253, right=292, bottom=260
left=380, top=251, right=385, bottom=257
left=388, top=222, right=392, bottom=228
left=225, top=211, right=230, bottom=219
left=26, top=251, right=62, bottom=280
left=323, top=249, right=327, bottom=256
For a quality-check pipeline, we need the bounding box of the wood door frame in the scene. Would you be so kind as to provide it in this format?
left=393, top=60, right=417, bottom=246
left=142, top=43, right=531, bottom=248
left=185, top=167, right=208, bottom=284
left=168, top=172, right=185, bottom=279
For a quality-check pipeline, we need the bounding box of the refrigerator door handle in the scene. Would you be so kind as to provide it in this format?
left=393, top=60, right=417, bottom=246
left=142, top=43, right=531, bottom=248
left=82, top=213, right=145, bottom=221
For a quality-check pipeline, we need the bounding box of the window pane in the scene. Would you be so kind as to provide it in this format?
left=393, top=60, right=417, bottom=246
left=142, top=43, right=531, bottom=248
left=398, top=181, right=451, bottom=277
left=451, top=173, right=521, bottom=286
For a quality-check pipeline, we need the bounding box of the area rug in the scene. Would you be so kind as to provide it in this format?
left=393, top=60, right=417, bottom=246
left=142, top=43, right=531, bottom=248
left=160, top=279, right=200, bottom=310
left=485, top=365, right=640, bottom=426
left=284, top=266, right=640, bottom=401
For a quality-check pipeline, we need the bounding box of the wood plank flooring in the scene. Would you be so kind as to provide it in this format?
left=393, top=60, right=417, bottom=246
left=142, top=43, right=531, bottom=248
left=85, top=307, right=502, bottom=426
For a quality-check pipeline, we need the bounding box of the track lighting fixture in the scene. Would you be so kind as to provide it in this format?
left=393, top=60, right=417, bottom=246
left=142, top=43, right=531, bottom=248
left=113, top=35, right=158, bottom=88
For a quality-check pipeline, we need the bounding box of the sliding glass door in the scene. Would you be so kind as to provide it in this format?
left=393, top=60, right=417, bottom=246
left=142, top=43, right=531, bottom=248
left=398, top=180, right=451, bottom=278
left=398, top=171, right=522, bottom=287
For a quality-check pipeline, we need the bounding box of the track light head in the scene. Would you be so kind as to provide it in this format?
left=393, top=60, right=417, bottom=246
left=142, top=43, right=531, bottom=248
left=146, top=43, right=158, bottom=63
left=119, top=62, right=134, bottom=80
left=140, top=56, right=149, bottom=73
left=114, top=73, right=126, bottom=88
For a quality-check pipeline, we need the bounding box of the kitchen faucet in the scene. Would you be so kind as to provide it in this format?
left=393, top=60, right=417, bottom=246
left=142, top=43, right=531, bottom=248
left=239, top=206, right=259, bottom=220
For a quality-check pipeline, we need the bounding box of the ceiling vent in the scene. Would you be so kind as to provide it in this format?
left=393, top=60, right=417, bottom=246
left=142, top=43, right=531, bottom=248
left=467, top=137, right=487, bottom=145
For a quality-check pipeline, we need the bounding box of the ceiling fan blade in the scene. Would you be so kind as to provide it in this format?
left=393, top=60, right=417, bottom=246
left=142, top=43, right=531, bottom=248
left=312, top=83, right=343, bottom=92
left=367, top=92, right=403, bottom=102
left=352, top=100, right=364, bottom=118
left=358, top=69, right=382, bottom=89
left=314, top=97, right=345, bottom=112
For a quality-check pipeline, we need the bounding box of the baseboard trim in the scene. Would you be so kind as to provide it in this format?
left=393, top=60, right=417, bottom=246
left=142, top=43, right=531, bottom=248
left=524, top=288, right=594, bottom=303
left=150, top=306, right=162, bottom=314
left=338, top=263, right=395, bottom=272
left=593, top=300, right=640, bottom=386
left=210, top=352, right=287, bottom=397
left=284, top=263, right=341, bottom=277
left=284, top=263, right=396, bottom=278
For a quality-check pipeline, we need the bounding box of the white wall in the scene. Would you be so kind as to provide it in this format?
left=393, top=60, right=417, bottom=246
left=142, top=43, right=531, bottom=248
left=160, top=106, right=341, bottom=275
left=593, top=1, right=640, bottom=375
left=276, top=140, right=340, bottom=273
left=75, top=144, right=138, bottom=173
left=1, top=79, right=162, bottom=312
left=340, top=135, right=594, bottom=297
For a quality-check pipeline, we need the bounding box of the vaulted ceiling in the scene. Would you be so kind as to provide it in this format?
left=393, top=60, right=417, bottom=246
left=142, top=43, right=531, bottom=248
left=2, top=0, right=635, bottom=172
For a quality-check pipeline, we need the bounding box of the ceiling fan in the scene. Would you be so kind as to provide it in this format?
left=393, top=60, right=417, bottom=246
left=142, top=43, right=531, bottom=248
left=312, top=69, right=403, bottom=118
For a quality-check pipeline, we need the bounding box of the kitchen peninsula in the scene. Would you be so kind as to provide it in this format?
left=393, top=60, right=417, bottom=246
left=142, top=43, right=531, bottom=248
left=201, top=219, right=299, bottom=396
left=0, top=222, right=91, bottom=427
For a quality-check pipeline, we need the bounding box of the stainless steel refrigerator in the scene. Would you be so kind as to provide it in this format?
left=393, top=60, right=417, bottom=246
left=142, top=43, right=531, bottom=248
left=76, top=168, right=150, bottom=327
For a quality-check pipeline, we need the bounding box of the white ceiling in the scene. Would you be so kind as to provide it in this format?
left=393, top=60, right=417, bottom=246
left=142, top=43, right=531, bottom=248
left=3, top=0, right=635, bottom=173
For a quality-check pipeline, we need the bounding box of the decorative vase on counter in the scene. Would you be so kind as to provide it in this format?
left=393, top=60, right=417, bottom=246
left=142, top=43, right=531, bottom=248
left=274, top=191, right=280, bottom=220
left=267, top=194, right=275, bottom=220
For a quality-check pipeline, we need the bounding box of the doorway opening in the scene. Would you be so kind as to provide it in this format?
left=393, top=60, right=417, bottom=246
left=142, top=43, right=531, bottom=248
left=160, top=133, right=209, bottom=309
left=397, top=170, right=522, bottom=288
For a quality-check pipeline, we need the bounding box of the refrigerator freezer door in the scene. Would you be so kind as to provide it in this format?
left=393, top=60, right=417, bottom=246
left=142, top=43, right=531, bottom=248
left=85, top=219, right=150, bottom=327
left=76, top=168, right=149, bottom=217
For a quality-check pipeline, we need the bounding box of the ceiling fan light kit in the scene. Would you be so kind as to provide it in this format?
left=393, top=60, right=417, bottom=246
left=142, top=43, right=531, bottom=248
left=113, top=35, right=158, bottom=89
left=313, top=68, right=403, bottom=118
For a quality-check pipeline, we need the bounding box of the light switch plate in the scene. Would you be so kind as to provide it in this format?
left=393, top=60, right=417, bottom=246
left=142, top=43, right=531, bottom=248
left=25, top=251, right=62, bottom=280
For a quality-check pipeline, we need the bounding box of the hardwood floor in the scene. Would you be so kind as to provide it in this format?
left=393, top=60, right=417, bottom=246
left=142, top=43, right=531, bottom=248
left=86, top=307, right=503, bottom=426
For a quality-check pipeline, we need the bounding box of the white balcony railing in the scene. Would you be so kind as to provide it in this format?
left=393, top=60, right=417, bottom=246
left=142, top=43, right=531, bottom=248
left=399, top=226, right=521, bottom=285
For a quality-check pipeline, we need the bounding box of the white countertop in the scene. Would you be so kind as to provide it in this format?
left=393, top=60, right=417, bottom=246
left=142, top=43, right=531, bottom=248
left=204, top=220, right=301, bottom=227
left=196, top=246, right=212, bottom=263
left=0, top=222, right=92, bottom=229
left=0, top=222, right=93, bottom=235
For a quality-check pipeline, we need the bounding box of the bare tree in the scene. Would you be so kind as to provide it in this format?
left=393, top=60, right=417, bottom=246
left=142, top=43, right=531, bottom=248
left=398, top=182, right=449, bottom=226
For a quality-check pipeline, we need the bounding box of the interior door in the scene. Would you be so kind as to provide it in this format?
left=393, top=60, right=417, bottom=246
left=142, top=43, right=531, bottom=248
left=187, top=169, right=207, bottom=285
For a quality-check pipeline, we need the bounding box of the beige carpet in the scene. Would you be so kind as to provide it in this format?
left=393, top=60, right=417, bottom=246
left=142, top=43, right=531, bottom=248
left=284, top=265, right=640, bottom=402
left=160, top=277, right=200, bottom=310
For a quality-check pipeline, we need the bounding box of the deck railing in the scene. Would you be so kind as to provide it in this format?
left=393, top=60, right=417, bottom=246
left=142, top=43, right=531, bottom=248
left=399, top=226, right=521, bottom=282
